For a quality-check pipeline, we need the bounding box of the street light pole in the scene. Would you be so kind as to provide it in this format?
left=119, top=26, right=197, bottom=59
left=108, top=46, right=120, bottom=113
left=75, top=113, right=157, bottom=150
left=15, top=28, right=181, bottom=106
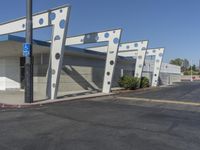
left=24, top=0, right=33, bottom=103
left=190, top=60, right=193, bottom=82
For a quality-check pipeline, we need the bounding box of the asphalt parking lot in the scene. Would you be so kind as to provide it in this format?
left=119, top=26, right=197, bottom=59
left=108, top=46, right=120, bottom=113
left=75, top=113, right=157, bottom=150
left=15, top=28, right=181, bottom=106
left=0, top=81, right=200, bottom=150
left=119, top=81, right=200, bottom=102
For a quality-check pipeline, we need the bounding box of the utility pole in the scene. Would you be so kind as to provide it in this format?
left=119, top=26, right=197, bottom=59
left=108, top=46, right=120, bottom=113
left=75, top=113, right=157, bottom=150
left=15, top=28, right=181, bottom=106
left=190, top=60, right=193, bottom=82
left=199, top=59, right=200, bottom=71
left=24, top=0, right=33, bottom=103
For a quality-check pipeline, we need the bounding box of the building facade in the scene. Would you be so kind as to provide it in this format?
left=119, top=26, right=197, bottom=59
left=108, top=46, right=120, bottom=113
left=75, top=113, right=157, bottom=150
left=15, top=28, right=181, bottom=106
left=0, top=35, right=181, bottom=97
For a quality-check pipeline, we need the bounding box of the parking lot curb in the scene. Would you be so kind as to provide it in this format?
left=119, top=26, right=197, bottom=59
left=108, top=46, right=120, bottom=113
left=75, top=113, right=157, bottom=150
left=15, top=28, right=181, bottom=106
left=0, top=93, right=114, bottom=109
left=118, top=97, right=200, bottom=106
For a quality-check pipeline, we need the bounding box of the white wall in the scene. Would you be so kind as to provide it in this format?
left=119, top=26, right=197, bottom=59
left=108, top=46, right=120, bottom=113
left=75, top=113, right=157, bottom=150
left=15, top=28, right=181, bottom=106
left=0, top=58, right=6, bottom=90
left=4, top=57, right=20, bottom=89
left=143, top=60, right=181, bottom=74
left=0, top=57, right=20, bottom=90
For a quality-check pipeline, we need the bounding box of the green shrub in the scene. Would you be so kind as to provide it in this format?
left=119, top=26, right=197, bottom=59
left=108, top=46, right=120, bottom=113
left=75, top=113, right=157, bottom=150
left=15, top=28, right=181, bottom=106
left=118, top=75, right=140, bottom=90
left=118, top=76, right=126, bottom=87
left=140, top=77, right=150, bottom=88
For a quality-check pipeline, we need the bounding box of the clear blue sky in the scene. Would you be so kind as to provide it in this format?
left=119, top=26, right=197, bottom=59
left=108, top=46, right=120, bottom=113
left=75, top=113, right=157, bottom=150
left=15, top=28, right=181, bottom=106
left=0, top=0, right=200, bottom=64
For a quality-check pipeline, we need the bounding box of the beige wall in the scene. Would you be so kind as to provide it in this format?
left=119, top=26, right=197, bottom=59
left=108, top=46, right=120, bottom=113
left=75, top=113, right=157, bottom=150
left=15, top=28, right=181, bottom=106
left=142, top=72, right=181, bottom=86
left=0, top=52, right=181, bottom=94
left=33, top=53, right=134, bottom=94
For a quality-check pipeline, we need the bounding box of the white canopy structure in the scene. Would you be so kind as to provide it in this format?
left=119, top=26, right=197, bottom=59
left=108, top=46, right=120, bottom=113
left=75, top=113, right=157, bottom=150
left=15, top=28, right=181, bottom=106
left=87, top=43, right=165, bottom=86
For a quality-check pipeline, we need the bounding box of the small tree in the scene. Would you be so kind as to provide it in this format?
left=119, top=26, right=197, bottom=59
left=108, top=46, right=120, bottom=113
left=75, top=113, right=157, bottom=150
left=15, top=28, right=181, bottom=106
left=170, top=58, right=183, bottom=66
left=170, top=58, right=190, bottom=72
left=192, top=65, right=197, bottom=72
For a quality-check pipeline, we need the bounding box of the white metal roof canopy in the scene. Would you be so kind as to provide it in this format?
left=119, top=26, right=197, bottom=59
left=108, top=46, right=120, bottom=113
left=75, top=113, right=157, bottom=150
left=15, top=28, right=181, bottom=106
left=87, top=42, right=165, bottom=87
left=49, top=29, right=122, bottom=94
left=117, top=47, right=165, bottom=86
left=146, top=48, right=165, bottom=86
left=0, top=5, right=71, bottom=99
left=118, top=47, right=165, bottom=86
left=87, top=41, right=148, bottom=85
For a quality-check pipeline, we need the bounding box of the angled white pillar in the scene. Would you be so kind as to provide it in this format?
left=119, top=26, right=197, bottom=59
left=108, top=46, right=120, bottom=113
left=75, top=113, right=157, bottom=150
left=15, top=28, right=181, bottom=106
left=87, top=42, right=165, bottom=87
left=87, top=41, right=148, bottom=79
left=145, top=48, right=165, bottom=86
left=0, top=5, right=71, bottom=99
left=117, top=42, right=148, bottom=78
left=64, top=29, right=122, bottom=93
left=46, top=7, right=71, bottom=99
left=118, top=48, right=165, bottom=86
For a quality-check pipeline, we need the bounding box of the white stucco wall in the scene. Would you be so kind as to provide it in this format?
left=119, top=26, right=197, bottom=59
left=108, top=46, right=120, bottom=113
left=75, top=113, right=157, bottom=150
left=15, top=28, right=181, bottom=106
left=143, top=59, right=181, bottom=74
left=0, top=58, right=6, bottom=90
left=5, top=57, right=20, bottom=89
left=0, top=57, right=20, bottom=90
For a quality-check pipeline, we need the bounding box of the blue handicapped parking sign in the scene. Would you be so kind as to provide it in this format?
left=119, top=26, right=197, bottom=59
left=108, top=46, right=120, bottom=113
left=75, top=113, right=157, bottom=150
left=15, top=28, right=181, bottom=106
left=23, top=43, right=31, bottom=57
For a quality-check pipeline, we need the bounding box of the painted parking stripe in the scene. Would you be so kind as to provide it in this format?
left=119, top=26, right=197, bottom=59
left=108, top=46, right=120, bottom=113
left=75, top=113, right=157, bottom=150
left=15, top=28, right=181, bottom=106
left=117, top=97, right=200, bottom=106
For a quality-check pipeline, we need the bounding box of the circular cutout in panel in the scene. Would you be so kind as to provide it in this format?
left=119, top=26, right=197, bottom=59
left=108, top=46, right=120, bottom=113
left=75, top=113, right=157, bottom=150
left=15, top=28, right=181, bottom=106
left=138, top=56, right=142, bottom=59
left=159, top=53, right=163, bottom=57
left=156, top=59, right=160, bottom=63
left=154, top=74, right=157, bottom=76
left=113, top=30, right=116, bottom=33
left=55, top=53, right=61, bottom=60
left=54, top=35, right=61, bottom=41
left=50, top=12, right=56, bottom=21
left=95, top=36, right=99, bottom=41
left=139, top=64, right=142, bottom=68
left=80, top=39, right=83, bottom=42
left=107, top=81, right=111, bottom=85
left=52, top=69, right=56, bottom=74
left=113, top=38, right=119, bottom=44
left=39, top=18, right=44, bottom=25
left=126, top=45, right=130, bottom=49
left=52, top=83, right=56, bottom=88
left=142, top=47, right=146, bottom=50
left=59, top=19, right=66, bottom=29
left=153, top=50, right=156, bottom=53
left=60, top=9, right=63, bottom=13
left=134, top=43, right=138, bottom=47
left=107, top=72, right=110, bottom=76
left=104, top=33, right=110, bottom=38
left=110, top=60, right=114, bottom=65
left=22, top=24, right=25, bottom=28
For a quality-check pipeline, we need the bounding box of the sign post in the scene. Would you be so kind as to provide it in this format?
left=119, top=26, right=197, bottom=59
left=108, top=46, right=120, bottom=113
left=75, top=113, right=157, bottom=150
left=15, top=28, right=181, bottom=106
left=24, top=0, right=33, bottom=103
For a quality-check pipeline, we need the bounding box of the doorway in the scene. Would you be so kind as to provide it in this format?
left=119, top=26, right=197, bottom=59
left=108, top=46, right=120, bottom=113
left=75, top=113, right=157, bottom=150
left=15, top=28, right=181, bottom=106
left=20, top=57, right=25, bottom=89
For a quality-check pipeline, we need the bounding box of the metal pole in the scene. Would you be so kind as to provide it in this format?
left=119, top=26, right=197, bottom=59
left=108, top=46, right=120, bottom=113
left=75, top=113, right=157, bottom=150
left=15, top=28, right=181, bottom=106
left=24, top=0, right=33, bottom=103
left=191, top=60, right=193, bottom=82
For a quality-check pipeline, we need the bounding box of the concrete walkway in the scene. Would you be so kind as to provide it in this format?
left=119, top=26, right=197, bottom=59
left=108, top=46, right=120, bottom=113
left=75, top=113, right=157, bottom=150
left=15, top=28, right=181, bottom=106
left=0, top=90, right=110, bottom=106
